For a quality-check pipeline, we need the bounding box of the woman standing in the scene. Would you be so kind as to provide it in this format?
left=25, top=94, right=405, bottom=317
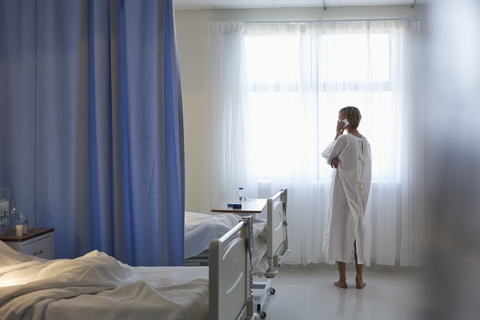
left=321, top=106, right=372, bottom=289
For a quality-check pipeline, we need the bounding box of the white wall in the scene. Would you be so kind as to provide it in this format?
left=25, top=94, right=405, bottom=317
left=174, top=5, right=425, bottom=213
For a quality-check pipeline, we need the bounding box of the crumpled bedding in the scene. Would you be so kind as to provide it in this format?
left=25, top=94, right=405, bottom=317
left=0, top=241, right=208, bottom=320
left=184, top=211, right=268, bottom=274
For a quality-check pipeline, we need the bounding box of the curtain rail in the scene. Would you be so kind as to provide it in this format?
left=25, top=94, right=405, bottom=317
left=244, top=18, right=421, bottom=24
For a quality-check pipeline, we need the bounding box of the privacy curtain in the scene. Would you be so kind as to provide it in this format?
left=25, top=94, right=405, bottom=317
left=0, top=0, right=184, bottom=266
left=205, top=20, right=425, bottom=266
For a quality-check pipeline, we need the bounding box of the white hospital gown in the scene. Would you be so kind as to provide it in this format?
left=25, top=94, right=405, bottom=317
left=321, top=134, right=372, bottom=264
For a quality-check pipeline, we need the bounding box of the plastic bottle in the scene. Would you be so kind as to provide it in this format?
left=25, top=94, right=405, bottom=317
left=239, top=187, right=244, bottom=201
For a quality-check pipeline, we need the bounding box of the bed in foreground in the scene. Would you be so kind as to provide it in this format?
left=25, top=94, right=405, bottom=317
left=0, top=218, right=256, bottom=320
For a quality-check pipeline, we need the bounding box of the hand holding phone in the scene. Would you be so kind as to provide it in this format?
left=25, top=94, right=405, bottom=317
left=336, top=118, right=349, bottom=138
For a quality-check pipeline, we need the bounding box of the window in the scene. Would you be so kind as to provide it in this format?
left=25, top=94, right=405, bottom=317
left=244, top=29, right=393, bottom=179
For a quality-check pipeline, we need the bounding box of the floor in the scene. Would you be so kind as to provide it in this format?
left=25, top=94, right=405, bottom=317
left=252, top=264, right=426, bottom=320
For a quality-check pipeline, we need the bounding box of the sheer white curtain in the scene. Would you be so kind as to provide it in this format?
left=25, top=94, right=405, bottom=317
left=205, top=20, right=425, bottom=266
left=203, top=22, right=257, bottom=214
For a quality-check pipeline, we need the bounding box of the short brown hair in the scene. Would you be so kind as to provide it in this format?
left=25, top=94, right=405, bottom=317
left=339, top=106, right=362, bottom=129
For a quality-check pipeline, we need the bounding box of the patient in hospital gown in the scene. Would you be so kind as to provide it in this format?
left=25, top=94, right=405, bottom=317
left=321, top=106, right=372, bottom=289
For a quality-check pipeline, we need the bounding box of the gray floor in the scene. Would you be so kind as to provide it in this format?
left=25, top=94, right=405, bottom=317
left=253, top=264, right=426, bottom=320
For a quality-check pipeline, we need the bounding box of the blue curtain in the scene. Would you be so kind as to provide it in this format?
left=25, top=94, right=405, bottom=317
left=0, top=0, right=184, bottom=266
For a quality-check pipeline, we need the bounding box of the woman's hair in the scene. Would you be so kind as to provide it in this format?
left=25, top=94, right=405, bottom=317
left=339, top=106, right=362, bottom=129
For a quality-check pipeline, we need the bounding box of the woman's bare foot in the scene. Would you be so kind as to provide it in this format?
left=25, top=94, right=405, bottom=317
left=356, top=276, right=366, bottom=289
left=334, top=280, right=348, bottom=289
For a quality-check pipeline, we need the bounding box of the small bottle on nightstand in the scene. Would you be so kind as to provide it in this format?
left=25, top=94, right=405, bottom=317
left=239, top=187, right=244, bottom=201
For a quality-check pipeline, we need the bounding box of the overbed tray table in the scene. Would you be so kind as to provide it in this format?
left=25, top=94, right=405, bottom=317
left=211, top=198, right=267, bottom=217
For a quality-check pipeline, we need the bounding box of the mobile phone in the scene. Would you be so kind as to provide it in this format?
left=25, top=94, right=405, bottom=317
left=342, top=119, right=349, bottom=127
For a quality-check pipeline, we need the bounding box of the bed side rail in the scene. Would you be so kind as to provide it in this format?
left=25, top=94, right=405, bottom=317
left=265, top=188, right=290, bottom=278
left=209, top=219, right=255, bottom=320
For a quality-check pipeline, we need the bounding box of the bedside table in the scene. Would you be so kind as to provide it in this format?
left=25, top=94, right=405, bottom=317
left=0, top=227, right=54, bottom=259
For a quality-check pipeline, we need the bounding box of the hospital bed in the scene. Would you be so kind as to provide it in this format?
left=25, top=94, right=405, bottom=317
left=0, top=218, right=257, bottom=320
left=185, top=189, right=290, bottom=318
left=184, top=211, right=268, bottom=273
left=185, top=189, right=289, bottom=273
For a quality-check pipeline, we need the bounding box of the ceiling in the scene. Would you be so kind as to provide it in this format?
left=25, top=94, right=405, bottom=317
left=174, top=0, right=427, bottom=11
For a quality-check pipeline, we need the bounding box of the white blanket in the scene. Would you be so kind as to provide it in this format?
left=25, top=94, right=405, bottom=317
left=0, top=241, right=208, bottom=320
left=184, top=211, right=268, bottom=274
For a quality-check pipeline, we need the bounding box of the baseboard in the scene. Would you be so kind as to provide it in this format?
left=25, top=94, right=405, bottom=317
left=279, top=262, right=428, bottom=273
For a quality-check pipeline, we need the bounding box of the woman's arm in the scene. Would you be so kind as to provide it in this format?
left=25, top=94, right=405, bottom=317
left=322, top=136, right=346, bottom=168
left=330, top=119, right=345, bottom=167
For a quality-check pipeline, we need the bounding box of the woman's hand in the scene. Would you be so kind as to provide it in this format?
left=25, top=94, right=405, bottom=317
left=331, top=158, right=339, bottom=169
left=335, top=119, right=345, bottom=140
left=336, top=119, right=345, bottom=133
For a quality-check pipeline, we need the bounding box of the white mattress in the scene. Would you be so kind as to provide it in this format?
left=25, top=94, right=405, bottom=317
left=184, top=211, right=269, bottom=274
left=0, top=241, right=209, bottom=320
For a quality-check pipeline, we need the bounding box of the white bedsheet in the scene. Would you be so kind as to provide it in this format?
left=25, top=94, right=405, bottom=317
left=0, top=241, right=208, bottom=320
left=184, top=211, right=268, bottom=274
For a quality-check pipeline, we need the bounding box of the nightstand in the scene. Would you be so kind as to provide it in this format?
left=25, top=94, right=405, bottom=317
left=0, top=227, right=54, bottom=259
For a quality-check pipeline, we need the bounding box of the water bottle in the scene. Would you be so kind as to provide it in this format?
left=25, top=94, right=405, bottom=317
left=239, top=187, right=244, bottom=201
